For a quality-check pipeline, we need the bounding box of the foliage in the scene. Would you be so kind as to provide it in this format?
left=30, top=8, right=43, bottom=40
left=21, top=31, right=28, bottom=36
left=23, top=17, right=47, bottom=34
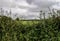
left=0, top=15, right=60, bottom=41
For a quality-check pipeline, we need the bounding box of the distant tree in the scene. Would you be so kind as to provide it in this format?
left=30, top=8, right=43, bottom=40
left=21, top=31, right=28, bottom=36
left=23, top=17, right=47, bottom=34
left=16, top=18, right=19, bottom=21
left=0, top=8, right=4, bottom=16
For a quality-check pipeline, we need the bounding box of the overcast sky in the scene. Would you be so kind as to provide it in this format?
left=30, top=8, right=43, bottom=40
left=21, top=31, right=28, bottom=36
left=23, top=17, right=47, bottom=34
left=0, top=0, right=60, bottom=19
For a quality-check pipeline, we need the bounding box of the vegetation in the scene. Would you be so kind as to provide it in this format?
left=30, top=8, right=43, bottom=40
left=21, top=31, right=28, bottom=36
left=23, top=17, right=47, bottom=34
left=0, top=15, right=60, bottom=41
left=0, top=8, right=60, bottom=41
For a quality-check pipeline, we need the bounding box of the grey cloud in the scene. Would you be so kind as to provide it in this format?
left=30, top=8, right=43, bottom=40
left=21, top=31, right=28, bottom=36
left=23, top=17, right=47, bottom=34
left=0, top=0, right=60, bottom=19
left=27, top=0, right=58, bottom=8
left=26, top=0, right=59, bottom=14
left=0, top=0, right=16, bottom=8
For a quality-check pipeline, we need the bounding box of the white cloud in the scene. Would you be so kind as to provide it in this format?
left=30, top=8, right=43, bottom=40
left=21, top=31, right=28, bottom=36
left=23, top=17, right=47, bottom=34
left=51, top=0, right=60, bottom=9
left=56, top=0, right=60, bottom=2
left=27, top=0, right=57, bottom=8
left=11, top=7, right=28, bottom=14
left=52, top=4, right=60, bottom=9
left=0, top=0, right=60, bottom=19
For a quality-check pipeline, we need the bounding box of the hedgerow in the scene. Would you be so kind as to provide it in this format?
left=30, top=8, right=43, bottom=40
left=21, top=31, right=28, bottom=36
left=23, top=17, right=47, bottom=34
left=0, top=16, right=60, bottom=41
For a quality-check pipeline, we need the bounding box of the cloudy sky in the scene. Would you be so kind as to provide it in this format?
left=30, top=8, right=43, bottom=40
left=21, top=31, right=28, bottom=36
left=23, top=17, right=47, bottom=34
left=0, top=0, right=60, bottom=19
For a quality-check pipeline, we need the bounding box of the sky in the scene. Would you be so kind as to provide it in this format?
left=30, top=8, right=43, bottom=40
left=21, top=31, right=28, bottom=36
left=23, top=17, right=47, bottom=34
left=0, top=0, right=60, bottom=19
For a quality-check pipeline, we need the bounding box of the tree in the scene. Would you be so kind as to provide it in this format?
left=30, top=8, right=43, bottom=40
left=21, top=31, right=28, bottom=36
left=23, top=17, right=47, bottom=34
left=0, top=8, right=4, bottom=16
left=16, top=18, right=19, bottom=21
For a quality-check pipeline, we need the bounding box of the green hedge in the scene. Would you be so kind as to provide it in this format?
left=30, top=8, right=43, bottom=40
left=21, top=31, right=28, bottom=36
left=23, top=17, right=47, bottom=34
left=0, top=16, right=60, bottom=41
